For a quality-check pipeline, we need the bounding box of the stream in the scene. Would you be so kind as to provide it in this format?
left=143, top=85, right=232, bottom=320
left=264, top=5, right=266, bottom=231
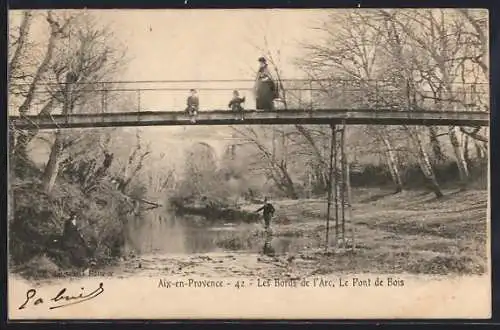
left=125, top=207, right=319, bottom=256
left=97, top=206, right=329, bottom=280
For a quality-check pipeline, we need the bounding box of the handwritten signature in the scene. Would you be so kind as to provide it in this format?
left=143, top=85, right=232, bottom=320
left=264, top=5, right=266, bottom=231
left=18, top=282, right=104, bottom=310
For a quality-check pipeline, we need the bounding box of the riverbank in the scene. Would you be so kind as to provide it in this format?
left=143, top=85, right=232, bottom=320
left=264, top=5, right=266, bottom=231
left=8, top=188, right=490, bottom=319
left=10, top=188, right=488, bottom=282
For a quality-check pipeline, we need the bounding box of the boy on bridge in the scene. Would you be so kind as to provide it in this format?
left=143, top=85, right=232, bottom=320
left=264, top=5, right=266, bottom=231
left=228, top=90, right=246, bottom=120
left=185, top=89, right=199, bottom=123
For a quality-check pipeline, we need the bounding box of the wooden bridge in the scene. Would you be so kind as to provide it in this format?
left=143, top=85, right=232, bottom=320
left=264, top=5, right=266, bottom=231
left=8, top=78, right=490, bottom=252
left=9, top=109, right=489, bottom=130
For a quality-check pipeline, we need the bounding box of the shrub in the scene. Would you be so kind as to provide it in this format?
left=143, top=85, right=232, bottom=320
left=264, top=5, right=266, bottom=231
left=10, top=168, right=133, bottom=271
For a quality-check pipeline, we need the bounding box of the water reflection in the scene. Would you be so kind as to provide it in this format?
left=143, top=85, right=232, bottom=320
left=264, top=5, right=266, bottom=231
left=126, top=208, right=317, bottom=255
left=262, top=229, right=274, bottom=256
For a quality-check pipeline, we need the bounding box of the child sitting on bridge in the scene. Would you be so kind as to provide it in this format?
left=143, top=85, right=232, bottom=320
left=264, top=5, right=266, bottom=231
left=185, top=89, right=199, bottom=123
left=228, top=90, right=246, bottom=120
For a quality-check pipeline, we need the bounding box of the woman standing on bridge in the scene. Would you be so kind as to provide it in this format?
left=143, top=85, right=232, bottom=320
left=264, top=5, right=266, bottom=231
left=254, top=57, right=277, bottom=111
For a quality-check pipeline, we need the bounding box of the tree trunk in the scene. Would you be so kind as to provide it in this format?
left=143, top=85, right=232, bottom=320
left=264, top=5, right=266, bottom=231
left=448, top=126, right=469, bottom=188
left=463, top=134, right=471, bottom=169
left=272, top=129, right=276, bottom=162
left=346, top=161, right=352, bottom=207
left=16, top=98, right=58, bottom=157
left=15, top=12, right=64, bottom=159
left=279, top=163, right=298, bottom=199
left=457, top=9, right=488, bottom=81
left=18, top=14, right=60, bottom=116
left=9, top=130, right=16, bottom=164
left=295, top=124, right=329, bottom=192
left=281, top=128, right=287, bottom=163
left=406, top=127, right=443, bottom=198
left=295, top=124, right=326, bottom=167
left=40, top=71, right=79, bottom=194
left=380, top=135, right=404, bottom=193
left=307, top=170, right=312, bottom=198
left=8, top=11, right=33, bottom=79
left=315, top=165, right=327, bottom=192
left=8, top=157, right=15, bottom=226
left=42, top=132, right=64, bottom=193
left=428, top=126, right=445, bottom=164
left=475, top=141, right=487, bottom=161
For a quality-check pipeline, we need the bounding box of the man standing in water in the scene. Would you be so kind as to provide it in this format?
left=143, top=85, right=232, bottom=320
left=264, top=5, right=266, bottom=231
left=256, top=197, right=275, bottom=230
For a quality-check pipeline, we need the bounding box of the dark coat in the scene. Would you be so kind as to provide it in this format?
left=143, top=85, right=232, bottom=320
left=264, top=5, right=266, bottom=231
left=255, top=66, right=277, bottom=110
left=62, top=219, right=89, bottom=267
left=62, top=220, right=85, bottom=246
left=256, top=203, right=275, bottom=219
left=186, top=95, right=199, bottom=110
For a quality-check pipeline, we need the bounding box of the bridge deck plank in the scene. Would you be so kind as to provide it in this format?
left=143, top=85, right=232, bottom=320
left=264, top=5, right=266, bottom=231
left=9, top=109, right=490, bottom=129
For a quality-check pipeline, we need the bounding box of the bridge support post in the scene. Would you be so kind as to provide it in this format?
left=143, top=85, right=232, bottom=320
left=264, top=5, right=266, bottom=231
left=338, top=122, right=355, bottom=250
left=333, top=124, right=339, bottom=246
left=325, top=123, right=336, bottom=251
left=340, top=124, right=346, bottom=244
left=325, top=122, right=352, bottom=251
left=137, top=90, right=141, bottom=112
left=347, top=159, right=355, bottom=250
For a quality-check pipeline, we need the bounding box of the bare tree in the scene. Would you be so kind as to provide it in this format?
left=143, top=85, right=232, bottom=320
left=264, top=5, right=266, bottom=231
left=8, top=11, right=35, bottom=82
left=231, top=126, right=298, bottom=199
left=35, top=12, right=127, bottom=193
left=11, top=11, right=127, bottom=160
left=377, top=9, right=488, bottom=187
left=299, top=11, right=406, bottom=192
left=404, top=126, right=443, bottom=197
left=10, top=11, right=75, bottom=160
left=112, top=130, right=152, bottom=195
left=145, top=153, right=176, bottom=198
left=456, top=9, right=488, bottom=81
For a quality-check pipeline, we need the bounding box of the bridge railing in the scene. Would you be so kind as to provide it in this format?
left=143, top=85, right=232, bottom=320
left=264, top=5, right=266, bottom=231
left=8, top=79, right=489, bottom=117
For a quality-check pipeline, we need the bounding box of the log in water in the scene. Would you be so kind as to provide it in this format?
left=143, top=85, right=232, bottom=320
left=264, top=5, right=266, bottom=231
left=171, top=202, right=260, bottom=224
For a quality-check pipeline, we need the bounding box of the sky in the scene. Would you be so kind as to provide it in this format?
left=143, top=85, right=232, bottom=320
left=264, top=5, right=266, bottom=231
left=10, top=9, right=335, bottom=164
left=96, top=9, right=330, bottom=153
left=93, top=9, right=329, bottom=110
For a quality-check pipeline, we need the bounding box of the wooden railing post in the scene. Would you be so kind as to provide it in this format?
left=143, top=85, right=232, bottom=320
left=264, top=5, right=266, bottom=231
left=137, top=89, right=141, bottom=112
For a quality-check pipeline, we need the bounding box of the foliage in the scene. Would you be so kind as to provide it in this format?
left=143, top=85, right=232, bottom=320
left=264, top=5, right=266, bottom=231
left=9, top=161, right=136, bottom=268
left=7, top=11, right=165, bottom=274
left=232, top=9, right=489, bottom=199
left=8, top=10, right=489, bottom=277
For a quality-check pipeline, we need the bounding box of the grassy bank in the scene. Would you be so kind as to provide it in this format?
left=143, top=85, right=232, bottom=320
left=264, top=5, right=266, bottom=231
left=11, top=187, right=488, bottom=279
left=263, top=188, right=488, bottom=275
left=9, top=160, right=138, bottom=279
left=181, top=187, right=487, bottom=276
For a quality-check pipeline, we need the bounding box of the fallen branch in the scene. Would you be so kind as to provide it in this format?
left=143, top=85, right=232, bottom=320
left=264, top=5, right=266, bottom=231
left=135, top=197, right=162, bottom=208
left=460, top=127, right=488, bottom=143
